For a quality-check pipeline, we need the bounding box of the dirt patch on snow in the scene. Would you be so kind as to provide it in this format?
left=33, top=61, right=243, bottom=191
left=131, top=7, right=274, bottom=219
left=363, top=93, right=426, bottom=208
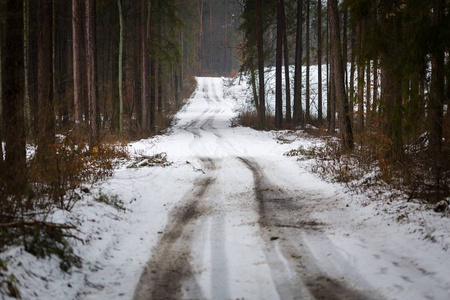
left=239, top=157, right=378, bottom=300
left=133, top=159, right=216, bottom=300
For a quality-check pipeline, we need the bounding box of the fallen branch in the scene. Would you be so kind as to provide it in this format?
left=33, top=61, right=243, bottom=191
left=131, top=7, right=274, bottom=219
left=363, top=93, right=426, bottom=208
left=62, top=233, right=85, bottom=245
left=0, top=220, right=77, bottom=230
left=186, top=161, right=205, bottom=174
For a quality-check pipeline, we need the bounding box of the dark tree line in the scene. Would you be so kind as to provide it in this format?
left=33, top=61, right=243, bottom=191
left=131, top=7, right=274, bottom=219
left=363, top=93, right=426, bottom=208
left=198, top=0, right=241, bottom=75
left=238, top=0, right=450, bottom=201
left=0, top=0, right=236, bottom=214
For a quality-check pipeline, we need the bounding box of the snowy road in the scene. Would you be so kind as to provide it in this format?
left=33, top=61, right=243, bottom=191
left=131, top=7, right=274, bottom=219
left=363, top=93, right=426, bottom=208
left=3, top=78, right=449, bottom=300
left=125, top=77, right=449, bottom=300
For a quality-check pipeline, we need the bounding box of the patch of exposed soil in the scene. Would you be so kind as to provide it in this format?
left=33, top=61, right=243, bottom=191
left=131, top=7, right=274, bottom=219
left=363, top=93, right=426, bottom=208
left=133, top=159, right=216, bottom=300
left=239, top=157, right=377, bottom=300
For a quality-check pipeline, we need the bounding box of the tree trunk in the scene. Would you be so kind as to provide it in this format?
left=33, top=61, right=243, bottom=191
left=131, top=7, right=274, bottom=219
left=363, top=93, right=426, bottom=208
left=179, top=29, right=184, bottom=91
left=372, top=58, right=378, bottom=115
left=37, top=0, right=55, bottom=158
left=429, top=0, right=445, bottom=197
left=349, top=22, right=355, bottom=125
left=55, top=1, right=70, bottom=129
left=123, top=0, right=138, bottom=129
left=275, top=0, right=284, bottom=128
left=86, top=0, right=99, bottom=146
left=209, top=0, right=213, bottom=70
left=23, top=0, right=31, bottom=138
left=357, top=62, right=364, bottom=132
left=140, top=0, right=148, bottom=131
left=328, top=46, right=336, bottom=133
left=72, top=0, right=82, bottom=125
left=379, top=0, right=402, bottom=157
left=158, top=12, right=163, bottom=113
left=281, top=0, right=291, bottom=123
left=224, top=0, right=229, bottom=75
left=176, top=30, right=182, bottom=102
left=366, top=60, right=371, bottom=126
left=293, top=0, right=303, bottom=125
left=175, top=70, right=179, bottom=106
left=3, top=0, right=27, bottom=193
left=149, top=1, right=156, bottom=133
left=326, top=2, right=331, bottom=130
left=342, top=7, right=348, bottom=88
left=412, top=74, right=423, bottom=138
left=198, top=0, right=204, bottom=72
left=429, top=0, right=445, bottom=154
left=255, top=0, right=265, bottom=125
left=356, top=20, right=364, bottom=133
left=52, top=0, right=57, bottom=127
left=250, top=68, right=260, bottom=111
left=0, top=25, right=3, bottom=166
left=118, top=0, right=124, bottom=132
left=305, top=0, right=310, bottom=122
left=317, top=0, right=323, bottom=124
left=157, top=65, right=163, bottom=113
left=328, top=0, right=353, bottom=150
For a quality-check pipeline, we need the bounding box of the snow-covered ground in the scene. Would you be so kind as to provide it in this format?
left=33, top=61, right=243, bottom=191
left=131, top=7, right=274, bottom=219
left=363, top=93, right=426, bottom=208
left=1, top=77, right=450, bottom=300
left=234, top=63, right=377, bottom=119
left=234, top=65, right=328, bottom=117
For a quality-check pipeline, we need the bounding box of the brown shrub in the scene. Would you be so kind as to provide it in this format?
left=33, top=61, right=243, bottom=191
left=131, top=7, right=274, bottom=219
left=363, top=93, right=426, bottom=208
left=27, top=135, right=128, bottom=211
left=234, top=111, right=276, bottom=130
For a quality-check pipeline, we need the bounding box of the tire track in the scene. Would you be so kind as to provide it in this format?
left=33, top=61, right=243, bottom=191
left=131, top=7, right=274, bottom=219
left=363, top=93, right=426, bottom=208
left=203, top=80, right=216, bottom=104
left=133, top=158, right=216, bottom=300
left=238, top=157, right=378, bottom=300
left=201, top=82, right=242, bottom=154
left=181, top=80, right=214, bottom=137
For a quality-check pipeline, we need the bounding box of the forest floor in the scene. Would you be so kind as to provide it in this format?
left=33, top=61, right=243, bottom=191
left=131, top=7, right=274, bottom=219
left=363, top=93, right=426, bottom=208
left=2, top=77, right=450, bottom=300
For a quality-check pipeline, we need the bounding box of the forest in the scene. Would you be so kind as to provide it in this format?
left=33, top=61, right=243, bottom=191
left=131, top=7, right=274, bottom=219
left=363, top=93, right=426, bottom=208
left=0, top=0, right=239, bottom=223
left=0, top=0, right=449, bottom=299
left=238, top=0, right=450, bottom=203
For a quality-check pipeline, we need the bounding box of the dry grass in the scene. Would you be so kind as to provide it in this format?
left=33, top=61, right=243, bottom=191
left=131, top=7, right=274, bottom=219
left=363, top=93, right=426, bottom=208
left=306, top=130, right=450, bottom=204
left=234, top=111, right=277, bottom=130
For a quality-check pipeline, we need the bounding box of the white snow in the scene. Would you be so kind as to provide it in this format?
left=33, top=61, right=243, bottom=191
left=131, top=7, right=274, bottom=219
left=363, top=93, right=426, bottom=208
left=1, top=76, right=449, bottom=300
